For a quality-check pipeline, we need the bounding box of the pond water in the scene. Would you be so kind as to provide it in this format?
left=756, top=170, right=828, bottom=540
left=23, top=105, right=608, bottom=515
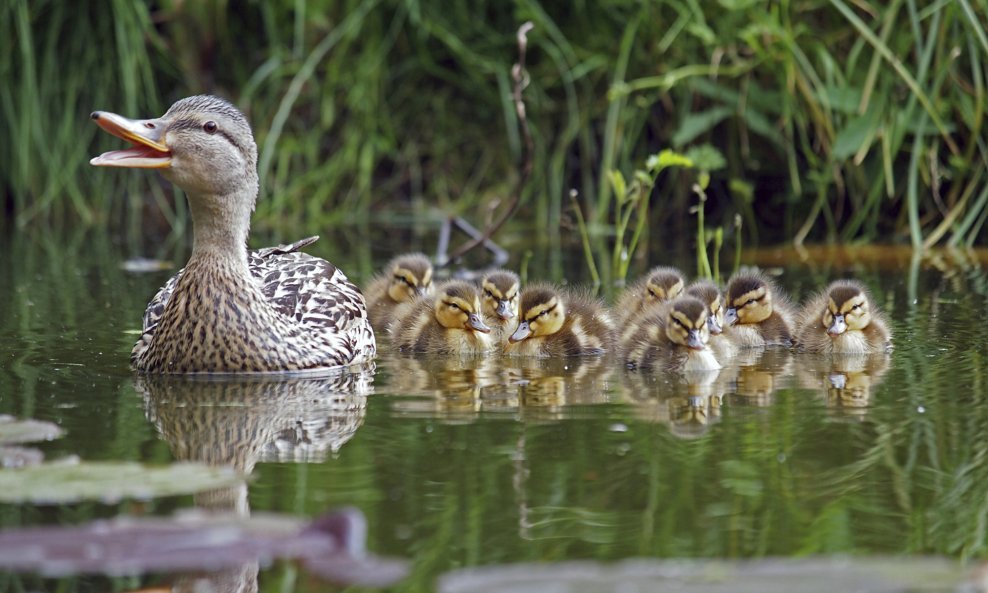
left=1, top=225, right=987, bottom=592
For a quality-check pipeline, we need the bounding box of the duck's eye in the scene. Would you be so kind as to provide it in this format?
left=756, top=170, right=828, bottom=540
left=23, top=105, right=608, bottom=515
left=203, top=120, right=218, bottom=134
left=852, top=304, right=861, bottom=310
left=485, top=290, right=495, bottom=299
left=745, top=299, right=757, bottom=307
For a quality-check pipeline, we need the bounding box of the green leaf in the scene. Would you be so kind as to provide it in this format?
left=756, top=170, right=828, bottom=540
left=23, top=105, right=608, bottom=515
left=0, top=461, right=245, bottom=504
left=651, top=149, right=694, bottom=173
left=608, top=170, right=627, bottom=205
left=672, top=106, right=734, bottom=147
left=833, top=111, right=881, bottom=160
left=685, top=145, right=727, bottom=172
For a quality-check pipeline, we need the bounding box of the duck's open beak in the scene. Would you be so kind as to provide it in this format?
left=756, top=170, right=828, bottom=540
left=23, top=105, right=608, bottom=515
left=508, top=321, right=531, bottom=343
left=90, top=111, right=171, bottom=169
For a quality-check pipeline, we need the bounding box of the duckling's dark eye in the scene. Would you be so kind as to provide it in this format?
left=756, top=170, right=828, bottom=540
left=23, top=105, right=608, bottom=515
left=203, top=120, right=218, bottom=134
left=485, top=290, right=495, bottom=299
left=745, top=299, right=757, bottom=307
left=852, top=304, right=861, bottom=310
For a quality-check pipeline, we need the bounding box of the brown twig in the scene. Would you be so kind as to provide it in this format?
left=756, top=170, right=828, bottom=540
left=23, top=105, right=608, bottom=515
left=440, top=21, right=535, bottom=266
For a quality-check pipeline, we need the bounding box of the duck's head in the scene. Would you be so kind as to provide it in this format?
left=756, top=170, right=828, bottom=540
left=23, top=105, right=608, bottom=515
left=822, top=280, right=873, bottom=336
left=725, top=273, right=774, bottom=326
left=480, top=270, right=520, bottom=321
left=664, top=296, right=710, bottom=351
left=387, top=253, right=434, bottom=303
left=644, top=266, right=685, bottom=303
left=685, top=280, right=725, bottom=335
left=434, top=282, right=490, bottom=333
left=91, top=95, right=257, bottom=199
left=509, top=286, right=565, bottom=343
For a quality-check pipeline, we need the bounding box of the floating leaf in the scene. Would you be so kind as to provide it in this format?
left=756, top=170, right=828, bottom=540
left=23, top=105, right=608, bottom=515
left=0, top=461, right=245, bottom=504
left=0, top=508, right=408, bottom=586
left=0, top=416, right=63, bottom=445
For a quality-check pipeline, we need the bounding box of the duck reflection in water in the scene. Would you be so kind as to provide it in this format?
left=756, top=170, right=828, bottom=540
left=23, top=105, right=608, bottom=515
left=620, top=368, right=723, bottom=438
left=796, top=353, right=890, bottom=421
left=723, top=348, right=794, bottom=408
left=387, top=355, right=500, bottom=422
left=135, top=368, right=373, bottom=592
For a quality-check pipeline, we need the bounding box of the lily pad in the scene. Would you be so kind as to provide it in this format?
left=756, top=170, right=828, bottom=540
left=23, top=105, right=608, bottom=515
left=0, top=508, right=408, bottom=587
left=0, top=460, right=244, bottom=504
left=0, top=416, right=63, bottom=445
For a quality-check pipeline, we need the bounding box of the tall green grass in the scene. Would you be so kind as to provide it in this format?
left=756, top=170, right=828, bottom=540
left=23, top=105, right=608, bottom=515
left=2, top=0, right=986, bottom=248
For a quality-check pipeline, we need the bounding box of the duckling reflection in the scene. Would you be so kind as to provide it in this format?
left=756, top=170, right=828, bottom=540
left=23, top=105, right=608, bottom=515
left=136, top=369, right=371, bottom=593
left=619, top=370, right=723, bottom=438
left=386, top=355, right=500, bottom=422
left=502, top=357, right=616, bottom=418
left=796, top=353, right=889, bottom=421
left=725, top=348, right=795, bottom=407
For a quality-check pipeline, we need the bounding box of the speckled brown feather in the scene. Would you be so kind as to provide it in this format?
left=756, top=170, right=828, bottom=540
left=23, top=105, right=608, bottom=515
left=133, top=237, right=375, bottom=372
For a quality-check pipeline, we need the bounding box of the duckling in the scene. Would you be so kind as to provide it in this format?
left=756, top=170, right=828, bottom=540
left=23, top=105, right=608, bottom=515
left=614, top=266, right=687, bottom=328
left=479, top=269, right=521, bottom=345
left=364, top=253, right=434, bottom=332
left=91, top=95, right=374, bottom=372
left=724, top=272, right=795, bottom=347
left=505, top=284, right=614, bottom=357
left=390, top=281, right=493, bottom=354
left=795, top=280, right=892, bottom=354
left=621, top=296, right=722, bottom=372
left=684, top=279, right=736, bottom=361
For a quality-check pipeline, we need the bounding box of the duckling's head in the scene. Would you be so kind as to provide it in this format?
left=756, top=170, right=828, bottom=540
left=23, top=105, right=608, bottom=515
left=644, top=266, right=686, bottom=303
left=725, top=273, right=774, bottom=326
left=509, top=286, right=565, bottom=343
left=480, top=270, right=520, bottom=321
left=685, top=280, right=725, bottom=335
left=433, top=282, right=491, bottom=333
left=822, top=280, right=873, bottom=336
left=387, top=253, right=434, bottom=303
left=91, top=95, right=257, bottom=199
left=664, top=297, right=710, bottom=351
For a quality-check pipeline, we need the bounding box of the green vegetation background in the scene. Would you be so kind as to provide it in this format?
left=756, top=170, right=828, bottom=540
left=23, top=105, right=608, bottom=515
left=2, top=0, right=986, bottom=248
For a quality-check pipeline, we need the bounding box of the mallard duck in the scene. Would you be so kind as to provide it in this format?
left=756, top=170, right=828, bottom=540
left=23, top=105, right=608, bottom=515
left=614, top=266, right=686, bottom=327
left=505, top=284, right=614, bottom=357
left=724, top=272, right=794, bottom=347
left=479, top=269, right=521, bottom=345
left=684, top=279, right=735, bottom=361
left=364, top=253, right=434, bottom=332
left=91, top=95, right=374, bottom=373
left=389, top=280, right=493, bottom=354
left=621, top=296, right=721, bottom=372
left=795, top=280, right=892, bottom=354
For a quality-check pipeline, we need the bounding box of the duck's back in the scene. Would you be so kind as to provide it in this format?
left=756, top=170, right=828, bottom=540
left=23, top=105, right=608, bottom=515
left=134, top=237, right=375, bottom=371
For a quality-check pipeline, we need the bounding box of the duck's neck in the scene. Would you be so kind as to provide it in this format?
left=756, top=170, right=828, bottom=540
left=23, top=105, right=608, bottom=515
left=186, top=188, right=254, bottom=271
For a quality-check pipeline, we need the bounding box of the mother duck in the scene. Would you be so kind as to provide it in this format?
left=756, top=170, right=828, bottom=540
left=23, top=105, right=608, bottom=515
left=91, top=95, right=375, bottom=373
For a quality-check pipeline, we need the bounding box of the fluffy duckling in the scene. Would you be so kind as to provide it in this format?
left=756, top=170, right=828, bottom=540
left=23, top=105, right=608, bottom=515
left=795, top=280, right=892, bottom=354
left=505, top=284, right=614, bottom=357
left=479, top=269, right=521, bottom=345
left=364, top=253, right=434, bottom=332
left=685, top=279, right=736, bottom=361
left=390, top=281, right=493, bottom=354
left=724, top=272, right=795, bottom=347
left=614, top=266, right=686, bottom=327
left=621, top=296, right=721, bottom=372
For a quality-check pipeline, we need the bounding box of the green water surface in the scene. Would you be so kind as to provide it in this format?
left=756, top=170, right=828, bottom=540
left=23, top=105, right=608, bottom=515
left=1, top=227, right=986, bottom=592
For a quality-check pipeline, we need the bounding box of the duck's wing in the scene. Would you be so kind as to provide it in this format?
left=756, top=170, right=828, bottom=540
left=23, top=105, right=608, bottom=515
left=139, top=236, right=325, bottom=335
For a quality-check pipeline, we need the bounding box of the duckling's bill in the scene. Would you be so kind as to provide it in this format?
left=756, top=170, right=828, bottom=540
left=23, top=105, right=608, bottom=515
left=89, top=111, right=171, bottom=169
left=509, top=321, right=531, bottom=343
